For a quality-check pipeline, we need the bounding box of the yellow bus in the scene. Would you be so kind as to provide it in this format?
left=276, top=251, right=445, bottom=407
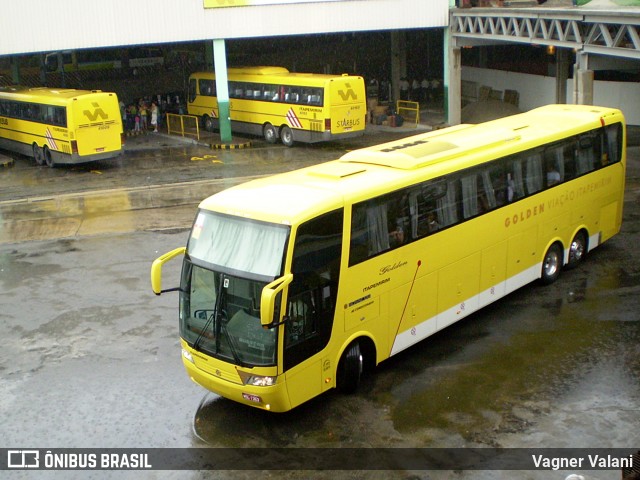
left=187, top=66, right=366, bottom=146
left=0, top=86, right=124, bottom=167
left=151, top=104, right=625, bottom=412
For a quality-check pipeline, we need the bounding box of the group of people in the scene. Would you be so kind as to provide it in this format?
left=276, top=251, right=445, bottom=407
left=367, top=76, right=443, bottom=104
left=399, top=77, right=441, bottom=103
left=119, top=94, right=184, bottom=134
left=121, top=98, right=159, bottom=133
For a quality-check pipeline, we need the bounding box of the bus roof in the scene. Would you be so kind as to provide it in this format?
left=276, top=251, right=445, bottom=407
left=199, top=104, right=624, bottom=225
left=0, top=86, right=116, bottom=105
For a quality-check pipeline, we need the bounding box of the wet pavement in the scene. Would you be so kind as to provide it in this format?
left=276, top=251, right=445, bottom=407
left=0, top=110, right=639, bottom=480
left=0, top=114, right=438, bottom=244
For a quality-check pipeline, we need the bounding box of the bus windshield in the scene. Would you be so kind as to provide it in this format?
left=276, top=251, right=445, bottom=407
left=180, top=211, right=290, bottom=366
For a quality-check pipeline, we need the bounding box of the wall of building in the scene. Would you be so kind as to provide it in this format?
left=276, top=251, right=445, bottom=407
left=0, top=0, right=449, bottom=56
left=462, top=66, right=640, bottom=125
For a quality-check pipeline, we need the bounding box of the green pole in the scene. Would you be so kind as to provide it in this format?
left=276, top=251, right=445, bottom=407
left=213, top=39, right=232, bottom=143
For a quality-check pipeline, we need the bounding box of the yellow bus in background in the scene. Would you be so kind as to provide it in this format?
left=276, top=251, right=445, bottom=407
left=0, top=86, right=124, bottom=167
left=151, top=105, right=625, bottom=412
left=187, top=67, right=366, bottom=146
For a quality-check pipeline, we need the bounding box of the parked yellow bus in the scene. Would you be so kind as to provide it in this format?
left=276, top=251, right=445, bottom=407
left=187, top=67, right=366, bottom=146
left=0, top=86, right=124, bottom=167
left=151, top=104, right=625, bottom=412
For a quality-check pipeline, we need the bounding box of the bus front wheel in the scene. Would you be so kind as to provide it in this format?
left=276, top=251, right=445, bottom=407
left=567, top=230, right=588, bottom=269
left=541, top=243, right=563, bottom=285
left=263, top=123, right=277, bottom=144
left=337, top=341, right=363, bottom=394
left=32, top=144, right=44, bottom=166
left=280, top=126, right=294, bottom=147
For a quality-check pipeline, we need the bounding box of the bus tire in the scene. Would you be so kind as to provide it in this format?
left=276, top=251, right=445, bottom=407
left=203, top=115, right=215, bottom=132
left=263, top=123, right=277, bottom=144
left=541, top=242, right=563, bottom=285
left=566, top=230, right=588, bottom=269
left=32, top=144, right=44, bottom=166
left=337, top=341, right=363, bottom=394
left=43, top=146, right=54, bottom=168
left=280, top=126, right=294, bottom=147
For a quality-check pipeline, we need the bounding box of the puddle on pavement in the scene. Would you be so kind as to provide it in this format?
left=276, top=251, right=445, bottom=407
left=388, top=268, right=640, bottom=444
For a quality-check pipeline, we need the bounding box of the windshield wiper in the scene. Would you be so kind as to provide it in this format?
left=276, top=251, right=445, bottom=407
left=193, top=272, right=225, bottom=351
left=222, top=322, right=250, bottom=368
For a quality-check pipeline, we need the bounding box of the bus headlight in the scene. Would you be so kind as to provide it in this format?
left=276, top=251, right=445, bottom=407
left=182, top=348, right=194, bottom=364
left=239, top=373, right=276, bottom=386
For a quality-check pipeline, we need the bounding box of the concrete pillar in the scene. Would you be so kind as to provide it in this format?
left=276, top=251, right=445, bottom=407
left=212, top=39, right=232, bottom=143
left=445, top=30, right=462, bottom=125
left=204, top=42, right=214, bottom=71
left=10, top=56, right=21, bottom=84
left=555, top=48, right=569, bottom=104
left=390, top=30, right=407, bottom=105
left=573, top=52, right=594, bottom=106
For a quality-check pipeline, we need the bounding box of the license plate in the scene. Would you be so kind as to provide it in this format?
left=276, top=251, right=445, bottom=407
left=242, top=393, right=261, bottom=403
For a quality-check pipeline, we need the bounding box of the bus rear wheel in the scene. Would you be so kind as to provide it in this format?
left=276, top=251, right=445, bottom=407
left=43, top=146, right=54, bottom=168
left=567, top=230, right=588, bottom=269
left=541, top=243, right=563, bottom=285
left=203, top=115, right=215, bottom=132
left=337, top=341, right=363, bottom=394
left=263, top=123, right=277, bottom=144
left=280, top=126, right=294, bottom=147
left=32, top=144, right=44, bottom=166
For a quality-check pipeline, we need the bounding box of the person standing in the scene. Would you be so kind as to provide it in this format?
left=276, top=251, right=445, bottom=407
left=399, top=77, right=410, bottom=101
left=150, top=102, right=159, bottom=133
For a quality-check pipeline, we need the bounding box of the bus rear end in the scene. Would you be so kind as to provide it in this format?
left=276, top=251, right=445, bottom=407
left=326, top=75, right=366, bottom=140
left=68, top=92, right=124, bottom=164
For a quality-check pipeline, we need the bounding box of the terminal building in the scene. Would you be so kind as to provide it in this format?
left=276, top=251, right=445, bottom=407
left=1, top=0, right=639, bottom=126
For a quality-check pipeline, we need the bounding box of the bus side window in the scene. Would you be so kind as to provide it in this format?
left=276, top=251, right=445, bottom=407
left=523, top=151, right=544, bottom=195
left=576, top=133, right=598, bottom=175
left=544, top=144, right=565, bottom=187
left=604, top=123, right=622, bottom=165
left=285, top=210, right=342, bottom=368
left=506, top=158, right=525, bottom=202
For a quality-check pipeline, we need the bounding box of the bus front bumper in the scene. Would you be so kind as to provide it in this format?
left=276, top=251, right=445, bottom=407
left=182, top=357, right=292, bottom=413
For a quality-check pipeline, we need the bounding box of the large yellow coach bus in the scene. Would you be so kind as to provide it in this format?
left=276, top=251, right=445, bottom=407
left=151, top=104, right=625, bottom=412
left=0, top=86, right=124, bottom=167
left=187, top=67, right=366, bottom=146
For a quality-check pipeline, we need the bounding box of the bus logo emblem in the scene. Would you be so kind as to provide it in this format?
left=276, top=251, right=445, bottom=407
left=337, top=83, right=358, bottom=101
left=83, top=102, right=108, bottom=121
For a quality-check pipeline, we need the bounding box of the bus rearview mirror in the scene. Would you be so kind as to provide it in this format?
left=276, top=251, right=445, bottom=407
left=150, top=247, right=186, bottom=295
left=260, top=274, right=293, bottom=327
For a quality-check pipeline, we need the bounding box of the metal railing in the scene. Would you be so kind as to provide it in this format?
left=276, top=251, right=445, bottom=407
left=396, top=100, right=420, bottom=128
left=166, top=113, right=200, bottom=140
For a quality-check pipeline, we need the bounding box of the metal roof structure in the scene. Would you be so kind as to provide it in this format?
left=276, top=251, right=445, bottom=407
left=451, top=6, right=640, bottom=61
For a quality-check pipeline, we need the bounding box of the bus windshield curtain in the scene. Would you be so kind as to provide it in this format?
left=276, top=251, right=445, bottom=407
left=189, top=214, right=287, bottom=277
